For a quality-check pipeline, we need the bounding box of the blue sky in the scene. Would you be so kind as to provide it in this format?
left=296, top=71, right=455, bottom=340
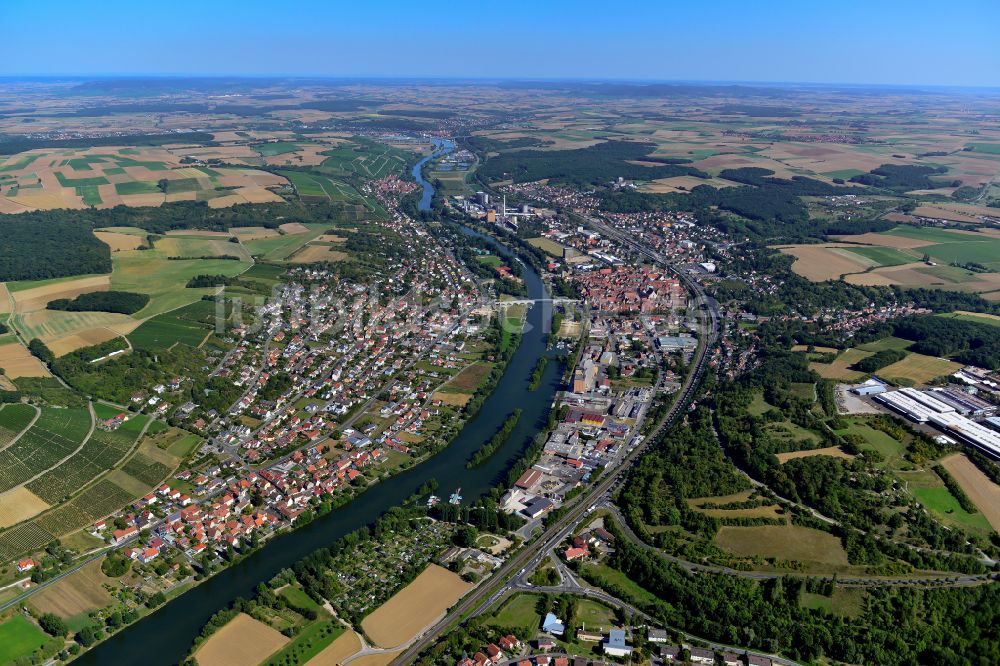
left=4, top=0, right=998, bottom=87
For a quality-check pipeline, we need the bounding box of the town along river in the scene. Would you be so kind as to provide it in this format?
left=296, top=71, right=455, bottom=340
left=79, top=155, right=561, bottom=666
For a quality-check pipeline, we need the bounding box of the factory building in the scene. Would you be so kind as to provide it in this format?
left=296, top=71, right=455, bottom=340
left=874, top=389, right=1000, bottom=459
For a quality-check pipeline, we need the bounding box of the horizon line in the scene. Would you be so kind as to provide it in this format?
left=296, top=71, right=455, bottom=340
left=1, top=74, right=998, bottom=92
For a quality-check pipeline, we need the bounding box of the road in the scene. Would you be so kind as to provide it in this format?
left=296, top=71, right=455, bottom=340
left=391, top=220, right=721, bottom=665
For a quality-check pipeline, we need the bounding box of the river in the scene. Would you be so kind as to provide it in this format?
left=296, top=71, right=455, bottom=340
left=411, top=137, right=455, bottom=209
left=79, top=141, right=558, bottom=665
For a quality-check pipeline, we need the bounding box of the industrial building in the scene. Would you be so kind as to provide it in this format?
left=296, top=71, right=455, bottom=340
left=874, top=388, right=1000, bottom=459
left=851, top=377, right=888, bottom=396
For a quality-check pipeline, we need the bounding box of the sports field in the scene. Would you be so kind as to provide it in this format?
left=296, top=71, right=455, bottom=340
left=360, top=564, right=471, bottom=648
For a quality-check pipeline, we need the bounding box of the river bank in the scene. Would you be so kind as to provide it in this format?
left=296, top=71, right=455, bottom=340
left=75, top=140, right=559, bottom=666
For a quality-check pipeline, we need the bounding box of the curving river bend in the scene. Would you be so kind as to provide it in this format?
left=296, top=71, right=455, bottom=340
left=78, top=141, right=558, bottom=665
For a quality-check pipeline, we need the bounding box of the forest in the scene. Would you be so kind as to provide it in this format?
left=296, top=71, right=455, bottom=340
left=892, top=314, right=1000, bottom=369
left=594, top=523, right=1000, bottom=666
left=0, top=218, right=111, bottom=281
left=850, top=164, right=952, bottom=191
left=601, top=167, right=866, bottom=242
left=476, top=140, right=707, bottom=186
left=853, top=348, right=907, bottom=373
left=712, top=351, right=991, bottom=572
left=0, top=131, right=215, bottom=156
left=47, top=290, right=150, bottom=315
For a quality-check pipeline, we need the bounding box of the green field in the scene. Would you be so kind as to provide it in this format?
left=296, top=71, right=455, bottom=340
left=486, top=593, right=543, bottom=634
left=881, top=227, right=1000, bottom=269
left=128, top=299, right=227, bottom=350
left=261, top=620, right=344, bottom=666
left=937, top=311, right=1000, bottom=328
left=0, top=154, right=41, bottom=172
left=967, top=143, right=1000, bottom=155
left=277, top=170, right=365, bottom=204
left=910, top=484, right=992, bottom=535
left=0, top=616, right=49, bottom=665
left=834, top=419, right=906, bottom=464
left=253, top=141, right=304, bottom=157
left=114, top=181, right=161, bottom=195
left=0, top=406, right=92, bottom=494
left=857, top=336, right=914, bottom=352
left=242, top=224, right=328, bottom=261
left=800, top=588, right=865, bottom=618
left=109, top=250, right=250, bottom=318
left=76, top=184, right=103, bottom=205
left=54, top=172, right=108, bottom=187
left=748, top=391, right=774, bottom=416
left=526, top=236, right=567, bottom=257
left=319, top=139, right=411, bottom=179
left=476, top=255, right=502, bottom=268
left=843, top=246, right=915, bottom=267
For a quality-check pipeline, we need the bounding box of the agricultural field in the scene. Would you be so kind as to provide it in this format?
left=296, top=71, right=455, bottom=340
left=318, top=138, right=412, bottom=179
left=1, top=243, right=254, bottom=357
left=936, top=310, right=1000, bottom=328
left=714, top=524, right=850, bottom=567
left=0, top=406, right=92, bottom=494
left=0, top=403, right=38, bottom=447
left=938, top=454, right=1000, bottom=532
left=360, top=564, right=471, bottom=648
left=0, top=521, right=56, bottom=562
left=195, top=613, right=289, bottom=666
left=438, top=361, right=492, bottom=393
left=775, top=226, right=1000, bottom=293
left=109, top=247, right=251, bottom=318
left=29, top=559, right=114, bottom=619
left=307, top=629, right=363, bottom=666
left=876, top=352, right=962, bottom=386
left=34, top=478, right=137, bottom=538
left=775, top=446, right=856, bottom=464
left=0, top=340, right=51, bottom=378
left=241, top=223, right=328, bottom=261
left=128, top=298, right=229, bottom=350
left=288, top=242, right=348, bottom=264
left=809, top=348, right=873, bottom=381
left=688, top=490, right=785, bottom=520
left=26, top=413, right=149, bottom=505
left=900, top=468, right=992, bottom=536
left=0, top=147, right=287, bottom=212
left=0, top=487, right=50, bottom=528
